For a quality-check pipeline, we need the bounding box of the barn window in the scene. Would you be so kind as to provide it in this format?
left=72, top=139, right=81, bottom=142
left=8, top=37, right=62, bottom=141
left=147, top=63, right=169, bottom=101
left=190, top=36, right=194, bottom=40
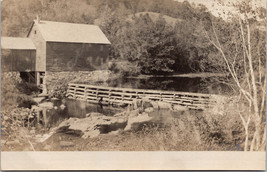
left=34, top=30, right=37, bottom=34
left=100, top=45, right=104, bottom=51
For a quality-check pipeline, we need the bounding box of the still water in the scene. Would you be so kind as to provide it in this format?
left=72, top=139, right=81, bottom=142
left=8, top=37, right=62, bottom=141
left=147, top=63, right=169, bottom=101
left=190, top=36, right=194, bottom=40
left=107, top=76, right=230, bottom=94
left=36, top=76, right=230, bottom=130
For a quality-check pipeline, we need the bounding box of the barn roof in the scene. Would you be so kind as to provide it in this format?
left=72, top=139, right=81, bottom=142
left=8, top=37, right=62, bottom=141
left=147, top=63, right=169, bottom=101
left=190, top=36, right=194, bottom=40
left=28, top=20, right=111, bottom=44
left=1, top=37, right=36, bottom=50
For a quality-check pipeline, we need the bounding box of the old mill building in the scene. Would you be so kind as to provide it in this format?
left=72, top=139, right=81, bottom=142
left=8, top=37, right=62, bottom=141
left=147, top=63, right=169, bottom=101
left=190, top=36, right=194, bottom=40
left=1, top=18, right=111, bottom=93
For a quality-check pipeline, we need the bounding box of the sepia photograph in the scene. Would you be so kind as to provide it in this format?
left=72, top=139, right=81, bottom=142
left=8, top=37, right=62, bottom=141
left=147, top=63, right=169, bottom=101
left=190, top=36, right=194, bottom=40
left=0, top=0, right=266, bottom=170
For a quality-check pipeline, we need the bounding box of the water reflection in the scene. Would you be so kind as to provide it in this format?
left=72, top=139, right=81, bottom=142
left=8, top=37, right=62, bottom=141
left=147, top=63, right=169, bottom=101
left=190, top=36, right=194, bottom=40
left=33, top=99, right=123, bottom=129
left=107, top=76, right=231, bottom=94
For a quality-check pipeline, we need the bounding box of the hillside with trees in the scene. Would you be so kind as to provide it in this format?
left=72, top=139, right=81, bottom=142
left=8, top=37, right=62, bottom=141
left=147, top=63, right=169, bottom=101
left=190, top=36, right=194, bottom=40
left=4, top=0, right=264, bottom=76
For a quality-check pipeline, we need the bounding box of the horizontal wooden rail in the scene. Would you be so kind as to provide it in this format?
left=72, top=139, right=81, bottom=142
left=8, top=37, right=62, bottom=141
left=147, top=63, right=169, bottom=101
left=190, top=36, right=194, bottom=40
left=66, top=83, right=224, bottom=110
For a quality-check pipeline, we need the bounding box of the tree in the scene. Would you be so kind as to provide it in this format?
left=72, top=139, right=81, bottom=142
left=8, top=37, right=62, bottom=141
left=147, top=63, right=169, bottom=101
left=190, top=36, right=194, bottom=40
left=201, top=0, right=266, bottom=151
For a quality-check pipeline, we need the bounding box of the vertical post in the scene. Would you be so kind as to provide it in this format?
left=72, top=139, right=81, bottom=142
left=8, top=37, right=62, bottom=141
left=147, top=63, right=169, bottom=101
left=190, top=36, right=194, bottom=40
left=42, top=72, right=47, bottom=94
left=43, top=109, right=47, bottom=128
left=122, top=90, right=125, bottom=101
left=36, top=72, right=40, bottom=86
left=84, top=87, right=87, bottom=101
left=74, top=85, right=77, bottom=99
left=96, top=88, right=99, bottom=99
left=108, top=89, right=111, bottom=102
left=36, top=110, right=40, bottom=128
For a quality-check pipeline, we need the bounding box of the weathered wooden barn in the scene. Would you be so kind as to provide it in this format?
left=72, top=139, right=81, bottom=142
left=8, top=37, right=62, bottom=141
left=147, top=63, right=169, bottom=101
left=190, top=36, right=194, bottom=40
left=1, top=37, right=37, bottom=83
left=27, top=18, right=111, bottom=73
left=1, top=18, right=111, bottom=93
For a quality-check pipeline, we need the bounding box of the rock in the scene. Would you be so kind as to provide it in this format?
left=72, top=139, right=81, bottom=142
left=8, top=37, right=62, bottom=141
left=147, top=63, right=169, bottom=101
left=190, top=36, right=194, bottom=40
left=83, top=129, right=100, bottom=139
left=56, top=113, right=127, bottom=139
left=39, top=102, right=54, bottom=109
left=108, top=130, right=121, bottom=135
left=124, top=112, right=152, bottom=131
left=31, top=105, right=41, bottom=111
left=143, top=101, right=153, bottom=109
left=54, top=106, right=58, bottom=110
left=172, top=105, right=188, bottom=111
left=33, top=97, right=46, bottom=103
left=113, top=111, right=127, bottom=117
left=30, top=129, right=35, bottom=135
left=142, top=97, right=153, bottom=108
left=132, top=99, right=142, bottom=109
left=60, top=104, right=66, bottom=110
left=145, top=107, right=154, bottom=113
left=157, top=101, right=172, bottom=109
left=151, top=101, right=159, bottom=109
left=86, top=112, right=102, bottom=117
left=128, top=109, right=140, bottom=117
left=60, top=141, right=75, bottom=147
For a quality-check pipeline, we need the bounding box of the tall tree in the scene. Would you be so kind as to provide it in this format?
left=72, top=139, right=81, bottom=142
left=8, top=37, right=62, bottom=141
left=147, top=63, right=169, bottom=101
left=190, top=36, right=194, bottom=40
left=202, top=0, right=266, bottom=151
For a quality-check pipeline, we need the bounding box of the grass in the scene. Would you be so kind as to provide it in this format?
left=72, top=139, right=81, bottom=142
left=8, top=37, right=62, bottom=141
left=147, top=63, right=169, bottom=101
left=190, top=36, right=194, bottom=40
left=1, top=108, right=244, bottom=151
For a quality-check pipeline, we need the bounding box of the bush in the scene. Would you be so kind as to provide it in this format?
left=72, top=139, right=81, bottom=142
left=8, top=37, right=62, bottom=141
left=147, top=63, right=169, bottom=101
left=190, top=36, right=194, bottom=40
left=195, top=97, right=244, bottom=150
left=1, top=72, right=37, bottom=110
left=108, top=61, right=140, bottom=77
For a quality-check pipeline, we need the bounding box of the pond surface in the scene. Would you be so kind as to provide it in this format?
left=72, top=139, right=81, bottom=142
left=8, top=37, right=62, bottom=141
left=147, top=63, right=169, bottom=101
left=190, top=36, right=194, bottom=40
left=34, top=99, right=123, bottom=130
left=107, top=76, right=231, bottom=95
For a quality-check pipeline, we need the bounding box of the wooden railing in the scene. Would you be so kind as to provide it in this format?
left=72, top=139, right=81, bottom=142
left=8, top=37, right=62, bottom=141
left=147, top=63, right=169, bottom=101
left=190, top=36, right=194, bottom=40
left=66, top=83, right=223, bottom=110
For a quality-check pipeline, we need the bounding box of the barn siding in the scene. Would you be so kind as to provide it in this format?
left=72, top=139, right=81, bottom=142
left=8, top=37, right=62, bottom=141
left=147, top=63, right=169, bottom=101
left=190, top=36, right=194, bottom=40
left=1, top=49, right=36, bottom=72
left=28, top=24, right=46, bottom=72
left=46, top=42, right=110, bottom=72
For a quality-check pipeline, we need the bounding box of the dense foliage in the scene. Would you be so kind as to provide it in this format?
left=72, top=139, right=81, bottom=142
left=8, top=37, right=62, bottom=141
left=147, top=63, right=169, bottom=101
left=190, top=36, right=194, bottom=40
left=4, top=0, right=264, bottom=75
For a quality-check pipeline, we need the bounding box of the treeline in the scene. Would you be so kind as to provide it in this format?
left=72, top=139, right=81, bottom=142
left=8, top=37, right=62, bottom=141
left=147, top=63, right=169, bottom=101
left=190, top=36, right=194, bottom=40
left=1, top=0, right=265, bottom=75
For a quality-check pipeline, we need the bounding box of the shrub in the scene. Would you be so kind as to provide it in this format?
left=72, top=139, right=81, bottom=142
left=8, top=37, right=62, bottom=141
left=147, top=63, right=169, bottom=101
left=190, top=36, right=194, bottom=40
left=108, top=61, right=140, bottom=77
left=1, top=72, right=37, bottom=110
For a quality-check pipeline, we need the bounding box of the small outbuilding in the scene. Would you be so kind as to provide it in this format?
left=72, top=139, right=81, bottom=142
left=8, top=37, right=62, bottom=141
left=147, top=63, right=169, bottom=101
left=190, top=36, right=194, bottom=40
left=1, top=37, right=36, bottom=72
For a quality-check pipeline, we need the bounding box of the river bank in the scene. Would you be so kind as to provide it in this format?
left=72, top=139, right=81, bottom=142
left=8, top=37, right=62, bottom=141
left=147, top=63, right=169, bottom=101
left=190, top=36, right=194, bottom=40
left=1, top=71, right=244, bottom=151
left=1, top=96, right=244, bottom=151
left=127, top=73, right=226, bottom=79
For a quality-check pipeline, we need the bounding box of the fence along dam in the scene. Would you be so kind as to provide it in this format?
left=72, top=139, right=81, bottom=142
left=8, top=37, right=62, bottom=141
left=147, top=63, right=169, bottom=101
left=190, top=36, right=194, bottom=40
left=66, top=83, right=226, bottom=110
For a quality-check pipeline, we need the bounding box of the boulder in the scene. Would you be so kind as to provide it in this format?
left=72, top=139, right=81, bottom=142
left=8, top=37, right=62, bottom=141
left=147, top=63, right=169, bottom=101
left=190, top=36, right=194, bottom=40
left=124, top=112, right=152, bottom=131
left=60, top=104, right=66, bottom=110
left=39, top=102, right=54, bottom=109
left=56, top=113, right=128, bottom=139
left=145, top=107, right=154, bottom=113
left=151, top=101, right=159, bottom=109
left=132, top=99, right=142, bottom=109
left=142, top=97, right=153, bottom=109
left=33, top=97, right=46, bottom=103
left=127, top=109, right=140, bottom=117
left=157, top=101, right=172, bottom=109
left=172, top=105, right=188, bottom=111
left=86, top=112, right=103, bottom=117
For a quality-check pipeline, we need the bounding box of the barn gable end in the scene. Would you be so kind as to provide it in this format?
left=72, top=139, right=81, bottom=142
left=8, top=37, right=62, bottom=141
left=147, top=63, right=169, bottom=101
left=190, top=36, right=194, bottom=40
left=27, top=21, right=47, bottom=72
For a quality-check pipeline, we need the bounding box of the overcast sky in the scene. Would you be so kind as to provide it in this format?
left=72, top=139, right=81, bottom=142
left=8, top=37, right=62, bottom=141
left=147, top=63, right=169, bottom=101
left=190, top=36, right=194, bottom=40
left=176, top=0, right=266, bottom=19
